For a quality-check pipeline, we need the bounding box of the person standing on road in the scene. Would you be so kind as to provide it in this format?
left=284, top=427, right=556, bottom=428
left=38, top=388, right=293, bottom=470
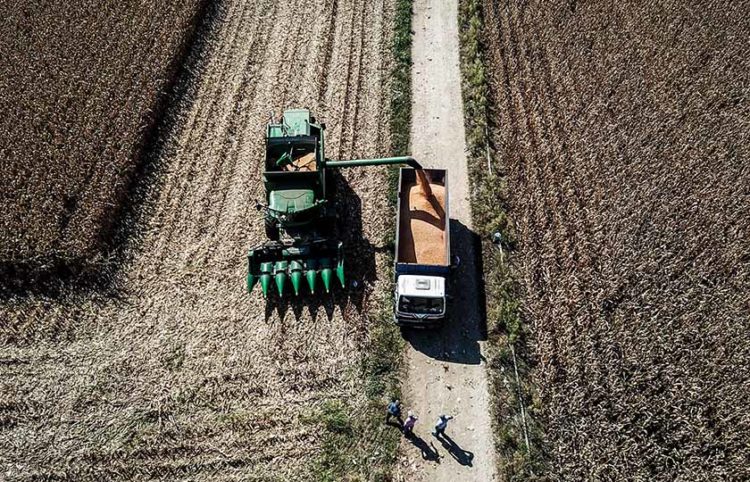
left=432, top=414, right=454, bottom=438
left=403, top=411, right=418, bottom=437
left=386, top=398, right=403, bottom=426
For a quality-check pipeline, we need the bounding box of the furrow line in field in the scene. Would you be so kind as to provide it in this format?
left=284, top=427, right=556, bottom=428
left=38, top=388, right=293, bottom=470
left=279, top=0, right=310, bottom=108
left=167, top=0, right=265, bottom=263
left=519, top=6, right=605, bottom=355
left=506, top=1, right=575, bottom=273
left=315, top=0, right=340, bottom=112
left=495, top=0, right=549, bottom=319
left=146, top=4, right=229, bottom=246
left=345, top=0, right=368, bottom=159
left=512, top=5, right=576, bottom=237
left=186, top=1, right=273, bottom=243
left=150, top=0, right=253, bottom=265
left=505, top=3, right=573, bottom=372
left=331, top=0, right=361, bottom=161
left=507, top=1, right=586, bottom=355
left=484, top=0, right=521, bottom=184
left=197, top=1, right=280, bottom=253
left=352, top=0, right=391, bottom=244
left=504, top=0, right=572, bottom=390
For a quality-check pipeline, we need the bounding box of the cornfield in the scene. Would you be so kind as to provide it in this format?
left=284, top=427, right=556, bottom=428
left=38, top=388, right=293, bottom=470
left=0, top=0, right=206, bottom=279
left=483, top=0, right=750, bottom=479
left=0, top=0, right=400, bottom=479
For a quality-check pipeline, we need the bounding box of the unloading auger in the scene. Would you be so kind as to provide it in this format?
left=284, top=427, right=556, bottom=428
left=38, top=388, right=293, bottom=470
left=247, top=108, right=421, bottom=298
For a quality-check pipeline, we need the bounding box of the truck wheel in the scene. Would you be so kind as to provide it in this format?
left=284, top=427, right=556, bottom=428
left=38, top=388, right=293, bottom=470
left=265, top=217, right=280, bottom=241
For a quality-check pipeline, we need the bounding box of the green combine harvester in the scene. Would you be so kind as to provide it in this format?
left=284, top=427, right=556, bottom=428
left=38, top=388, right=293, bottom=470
left=247, top=108, right=421, bottom=298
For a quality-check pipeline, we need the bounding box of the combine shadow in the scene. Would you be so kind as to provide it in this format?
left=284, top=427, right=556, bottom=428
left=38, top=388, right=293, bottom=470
left=401, top=220, right=488, bottom=364
left=263, top=169, right=379, bottom=322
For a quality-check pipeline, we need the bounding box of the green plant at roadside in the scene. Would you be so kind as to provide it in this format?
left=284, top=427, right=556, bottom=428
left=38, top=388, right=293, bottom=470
left=388, top=0, right=414, bottom=205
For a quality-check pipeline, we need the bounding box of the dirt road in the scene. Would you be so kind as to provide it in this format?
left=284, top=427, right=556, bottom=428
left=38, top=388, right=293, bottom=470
left=396, top=0, right=498, bottom=480
left=1, top=1, right=397, bottom=479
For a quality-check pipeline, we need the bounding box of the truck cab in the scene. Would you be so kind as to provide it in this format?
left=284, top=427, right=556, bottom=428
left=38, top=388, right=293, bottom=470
left=395, top=275, right=446, bottom=325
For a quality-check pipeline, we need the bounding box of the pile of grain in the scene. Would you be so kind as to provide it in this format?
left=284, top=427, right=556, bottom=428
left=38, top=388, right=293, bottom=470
left=398, top=174, right=446, bottom=265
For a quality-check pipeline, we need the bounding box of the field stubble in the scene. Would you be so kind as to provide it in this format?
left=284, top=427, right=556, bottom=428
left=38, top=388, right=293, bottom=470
left=0, top=0, right=399, bottom=479
left=483, top=0, right=750, bottom=479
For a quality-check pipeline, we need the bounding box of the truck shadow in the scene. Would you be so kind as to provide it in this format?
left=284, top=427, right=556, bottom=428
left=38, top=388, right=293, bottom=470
left=264, top=169, right=378, bottom=322
left=401, top=220, right=488, bottom=364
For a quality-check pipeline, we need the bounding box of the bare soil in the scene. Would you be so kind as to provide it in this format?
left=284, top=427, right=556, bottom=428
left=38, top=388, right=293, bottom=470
left=483, top=0, right=750, bottom=479
left=0, top=0, right=398, bottom=479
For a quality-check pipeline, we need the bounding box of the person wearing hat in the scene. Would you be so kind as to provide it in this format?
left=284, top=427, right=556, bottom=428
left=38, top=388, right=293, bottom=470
left=432, top=414, right=454, bottom=438
left=403, top=411, right=418, bottom=437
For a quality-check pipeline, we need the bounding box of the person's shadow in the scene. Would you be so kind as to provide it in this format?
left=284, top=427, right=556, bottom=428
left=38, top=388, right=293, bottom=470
left=434, top=433, right=474, bottom=466
left=385, top=418, right=403, bottom=431
left=405, top=433, right=440, bottom=462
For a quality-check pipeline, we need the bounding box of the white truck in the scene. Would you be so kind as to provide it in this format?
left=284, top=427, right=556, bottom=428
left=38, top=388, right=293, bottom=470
left=393, top=168, right=451, bottom=327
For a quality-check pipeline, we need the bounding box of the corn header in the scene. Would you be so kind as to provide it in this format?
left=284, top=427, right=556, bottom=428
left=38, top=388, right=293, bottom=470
left=247, top=108, right=421, bottom=297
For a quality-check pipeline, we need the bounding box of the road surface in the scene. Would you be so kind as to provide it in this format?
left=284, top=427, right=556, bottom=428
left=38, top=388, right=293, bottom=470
left=396, top=0, right=498, bottom=480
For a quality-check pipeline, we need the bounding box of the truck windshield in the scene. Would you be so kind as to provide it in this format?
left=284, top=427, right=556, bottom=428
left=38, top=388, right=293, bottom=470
left=399, top=296, right=444, bottom=315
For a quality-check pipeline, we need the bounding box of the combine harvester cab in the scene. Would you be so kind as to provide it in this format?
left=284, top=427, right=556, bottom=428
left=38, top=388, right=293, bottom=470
left=247, top=109, right=344, bottom=298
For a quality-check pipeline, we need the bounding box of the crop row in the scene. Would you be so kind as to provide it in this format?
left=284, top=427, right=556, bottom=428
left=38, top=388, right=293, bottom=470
left=0, top=0, right=206, bottom=282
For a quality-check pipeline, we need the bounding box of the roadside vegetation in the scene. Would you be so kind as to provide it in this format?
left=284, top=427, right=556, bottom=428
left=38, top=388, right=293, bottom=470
left=458, top=0, right=545, bottom=478
left=310, top=0, right=413, bottom=479
left=388, top=0, right=415, bottom=200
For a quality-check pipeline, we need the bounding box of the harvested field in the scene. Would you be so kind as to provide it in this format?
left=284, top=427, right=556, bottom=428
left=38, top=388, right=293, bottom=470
left=483, top=0, right=750, bottom=479
left=0, top=0, right=207, bottom=276
left=0, top=0, right=399, bottom=479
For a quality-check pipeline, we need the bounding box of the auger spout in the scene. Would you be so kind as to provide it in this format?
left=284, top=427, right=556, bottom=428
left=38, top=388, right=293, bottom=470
left=324, top=156, right=422, bottom=170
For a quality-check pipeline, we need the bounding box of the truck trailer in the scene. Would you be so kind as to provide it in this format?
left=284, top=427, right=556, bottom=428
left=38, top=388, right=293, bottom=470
left=393, top=168, right=451, bottom=327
